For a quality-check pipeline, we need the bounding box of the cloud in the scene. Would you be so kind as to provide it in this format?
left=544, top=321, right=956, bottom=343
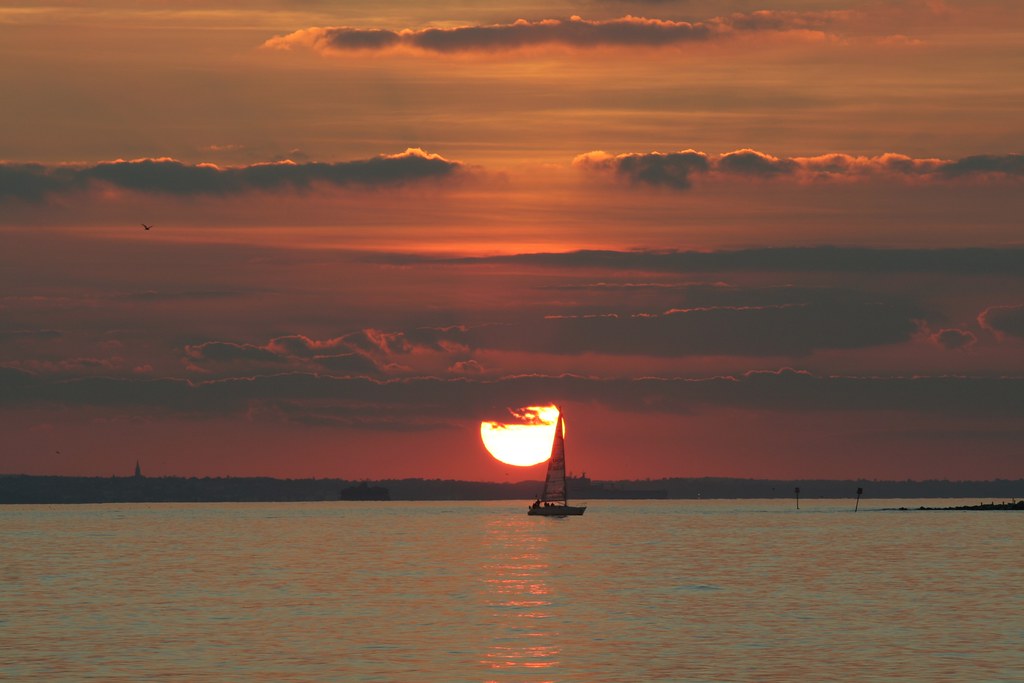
left=574, top=149, right=1024, bottom=188
left=141, top=278, right=928, bottom=382
left=0, top=149, right=463, bottom=202
left=261, top=12, right=852, bottom=56
left=978, top=304, right=1024, bottom=340
left=0, top=366, right=35, bottom=391
left=3, top=369, right=1021, bottom=424
left=716, top=149, right=799, bottom=176
left=341, top=327, right=469, bottom=357
left=184, top=335, right=382, bottom=377
left=147, top=279, right=978, bottom=389
left=722, top=9, right=848, bottom=32
left=313, top=353, right=384, bottom=376
left=4, top=356, right=125, bottom=377
left=122, top=290, right=246, bottom=302
left=929, top=328, right=977, bottom=351
left=190, top=287, right=924, bottom=364
left=264, top=16, right=712, bottom=55
left=265, top=335, right=351, bottom=358
left=450, top=300, right=923, bottom=357
left=0, top=329, right=62, bottom=342
left=449, top=359, right=485, bottom=375
left=245, top=399, right=459, bottom=430
left=184, top=341, right=283, bottom=365
left=414, top=246, right=1024, bottom=276
left=179, top=327, right=494, bottom=380
left=938, top=154, right=1024, bottom=178
left=573, top=150, right=709, bottom=189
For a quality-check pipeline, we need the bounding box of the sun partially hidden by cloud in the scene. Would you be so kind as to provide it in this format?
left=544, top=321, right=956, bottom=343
left=480, top=405, right=560, bottom=467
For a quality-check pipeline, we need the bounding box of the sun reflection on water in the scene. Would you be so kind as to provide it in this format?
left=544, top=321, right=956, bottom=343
left=480, top=517, right=561, bottom=678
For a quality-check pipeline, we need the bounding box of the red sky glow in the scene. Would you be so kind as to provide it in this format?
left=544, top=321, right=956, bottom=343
left=1, top=0, right=1022, bottom=481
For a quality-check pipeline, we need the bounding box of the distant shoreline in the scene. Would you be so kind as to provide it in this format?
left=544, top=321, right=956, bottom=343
left=1, top=474, right=1022, bottom=505
left=897, top=501, right=1024, bottom=511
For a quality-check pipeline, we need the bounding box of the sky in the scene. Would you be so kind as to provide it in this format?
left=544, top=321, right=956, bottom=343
left=1, top=0, right=1022, bottom=482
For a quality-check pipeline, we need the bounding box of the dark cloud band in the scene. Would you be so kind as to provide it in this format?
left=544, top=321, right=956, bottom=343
left=451, top=301, right=921, bottom=357
left=262, top=12, right=846, bottom=55
left=0, top=149, right=462, bottom=202
left=407, top=246, right=1024, bottom=276
left=2, top=368, right=1021, bottom=423
left=574, top=149, right=1024, bottom=188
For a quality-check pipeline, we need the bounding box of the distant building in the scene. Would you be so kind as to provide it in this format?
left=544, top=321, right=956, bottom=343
left=566, top=474, right=667, bottom=499
left=339, top=481, right=389, bottom=501
left=134, top=461, right=143, bottom=478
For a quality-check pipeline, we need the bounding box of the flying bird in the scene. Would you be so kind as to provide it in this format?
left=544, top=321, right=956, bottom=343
left=141, top=223, right=153, bottom=231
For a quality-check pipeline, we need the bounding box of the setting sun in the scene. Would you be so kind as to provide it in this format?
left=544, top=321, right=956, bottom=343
left=480, top=405, right=561, bottom=467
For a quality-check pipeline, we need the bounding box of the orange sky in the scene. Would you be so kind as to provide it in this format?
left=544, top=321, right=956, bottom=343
left=1, top=0, right=1022, bottom=481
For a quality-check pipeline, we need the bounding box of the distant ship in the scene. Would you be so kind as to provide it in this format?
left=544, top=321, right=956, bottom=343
left=528, top=408, right=586, bottom=516
left=566, top=474, right=668, bottom=500
left=339, top=481, right=390, bottom=501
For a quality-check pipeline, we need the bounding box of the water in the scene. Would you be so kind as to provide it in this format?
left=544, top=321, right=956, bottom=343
left=1, top=500, right=1021, bottom=682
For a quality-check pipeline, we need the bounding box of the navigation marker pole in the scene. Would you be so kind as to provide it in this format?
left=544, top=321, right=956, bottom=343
left=795, top=486, right=800, bottom=510
left=855, top=487, right=863, bottom=512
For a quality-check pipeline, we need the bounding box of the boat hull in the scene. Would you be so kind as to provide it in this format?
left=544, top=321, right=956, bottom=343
left=527, top=505, right=586, bottom=516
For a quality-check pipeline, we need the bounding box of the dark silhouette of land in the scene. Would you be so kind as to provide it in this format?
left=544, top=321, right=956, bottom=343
left=900, top=500, right=1024, bottom=511
left=0, top=474, right=1021, bottom=505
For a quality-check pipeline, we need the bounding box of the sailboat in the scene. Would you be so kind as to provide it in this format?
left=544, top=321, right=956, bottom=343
left=528, top=409, right=586, bottom=516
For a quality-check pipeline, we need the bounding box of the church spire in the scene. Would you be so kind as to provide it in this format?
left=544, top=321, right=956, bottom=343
left=134, top=460, right=142, bottom=478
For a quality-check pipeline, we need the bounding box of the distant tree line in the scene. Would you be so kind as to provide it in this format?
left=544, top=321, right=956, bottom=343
left=0, top=475, right=1021, bottom=504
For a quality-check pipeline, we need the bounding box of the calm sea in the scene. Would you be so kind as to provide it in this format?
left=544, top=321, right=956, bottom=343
left=1, top=500, right=1021, bottom=682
